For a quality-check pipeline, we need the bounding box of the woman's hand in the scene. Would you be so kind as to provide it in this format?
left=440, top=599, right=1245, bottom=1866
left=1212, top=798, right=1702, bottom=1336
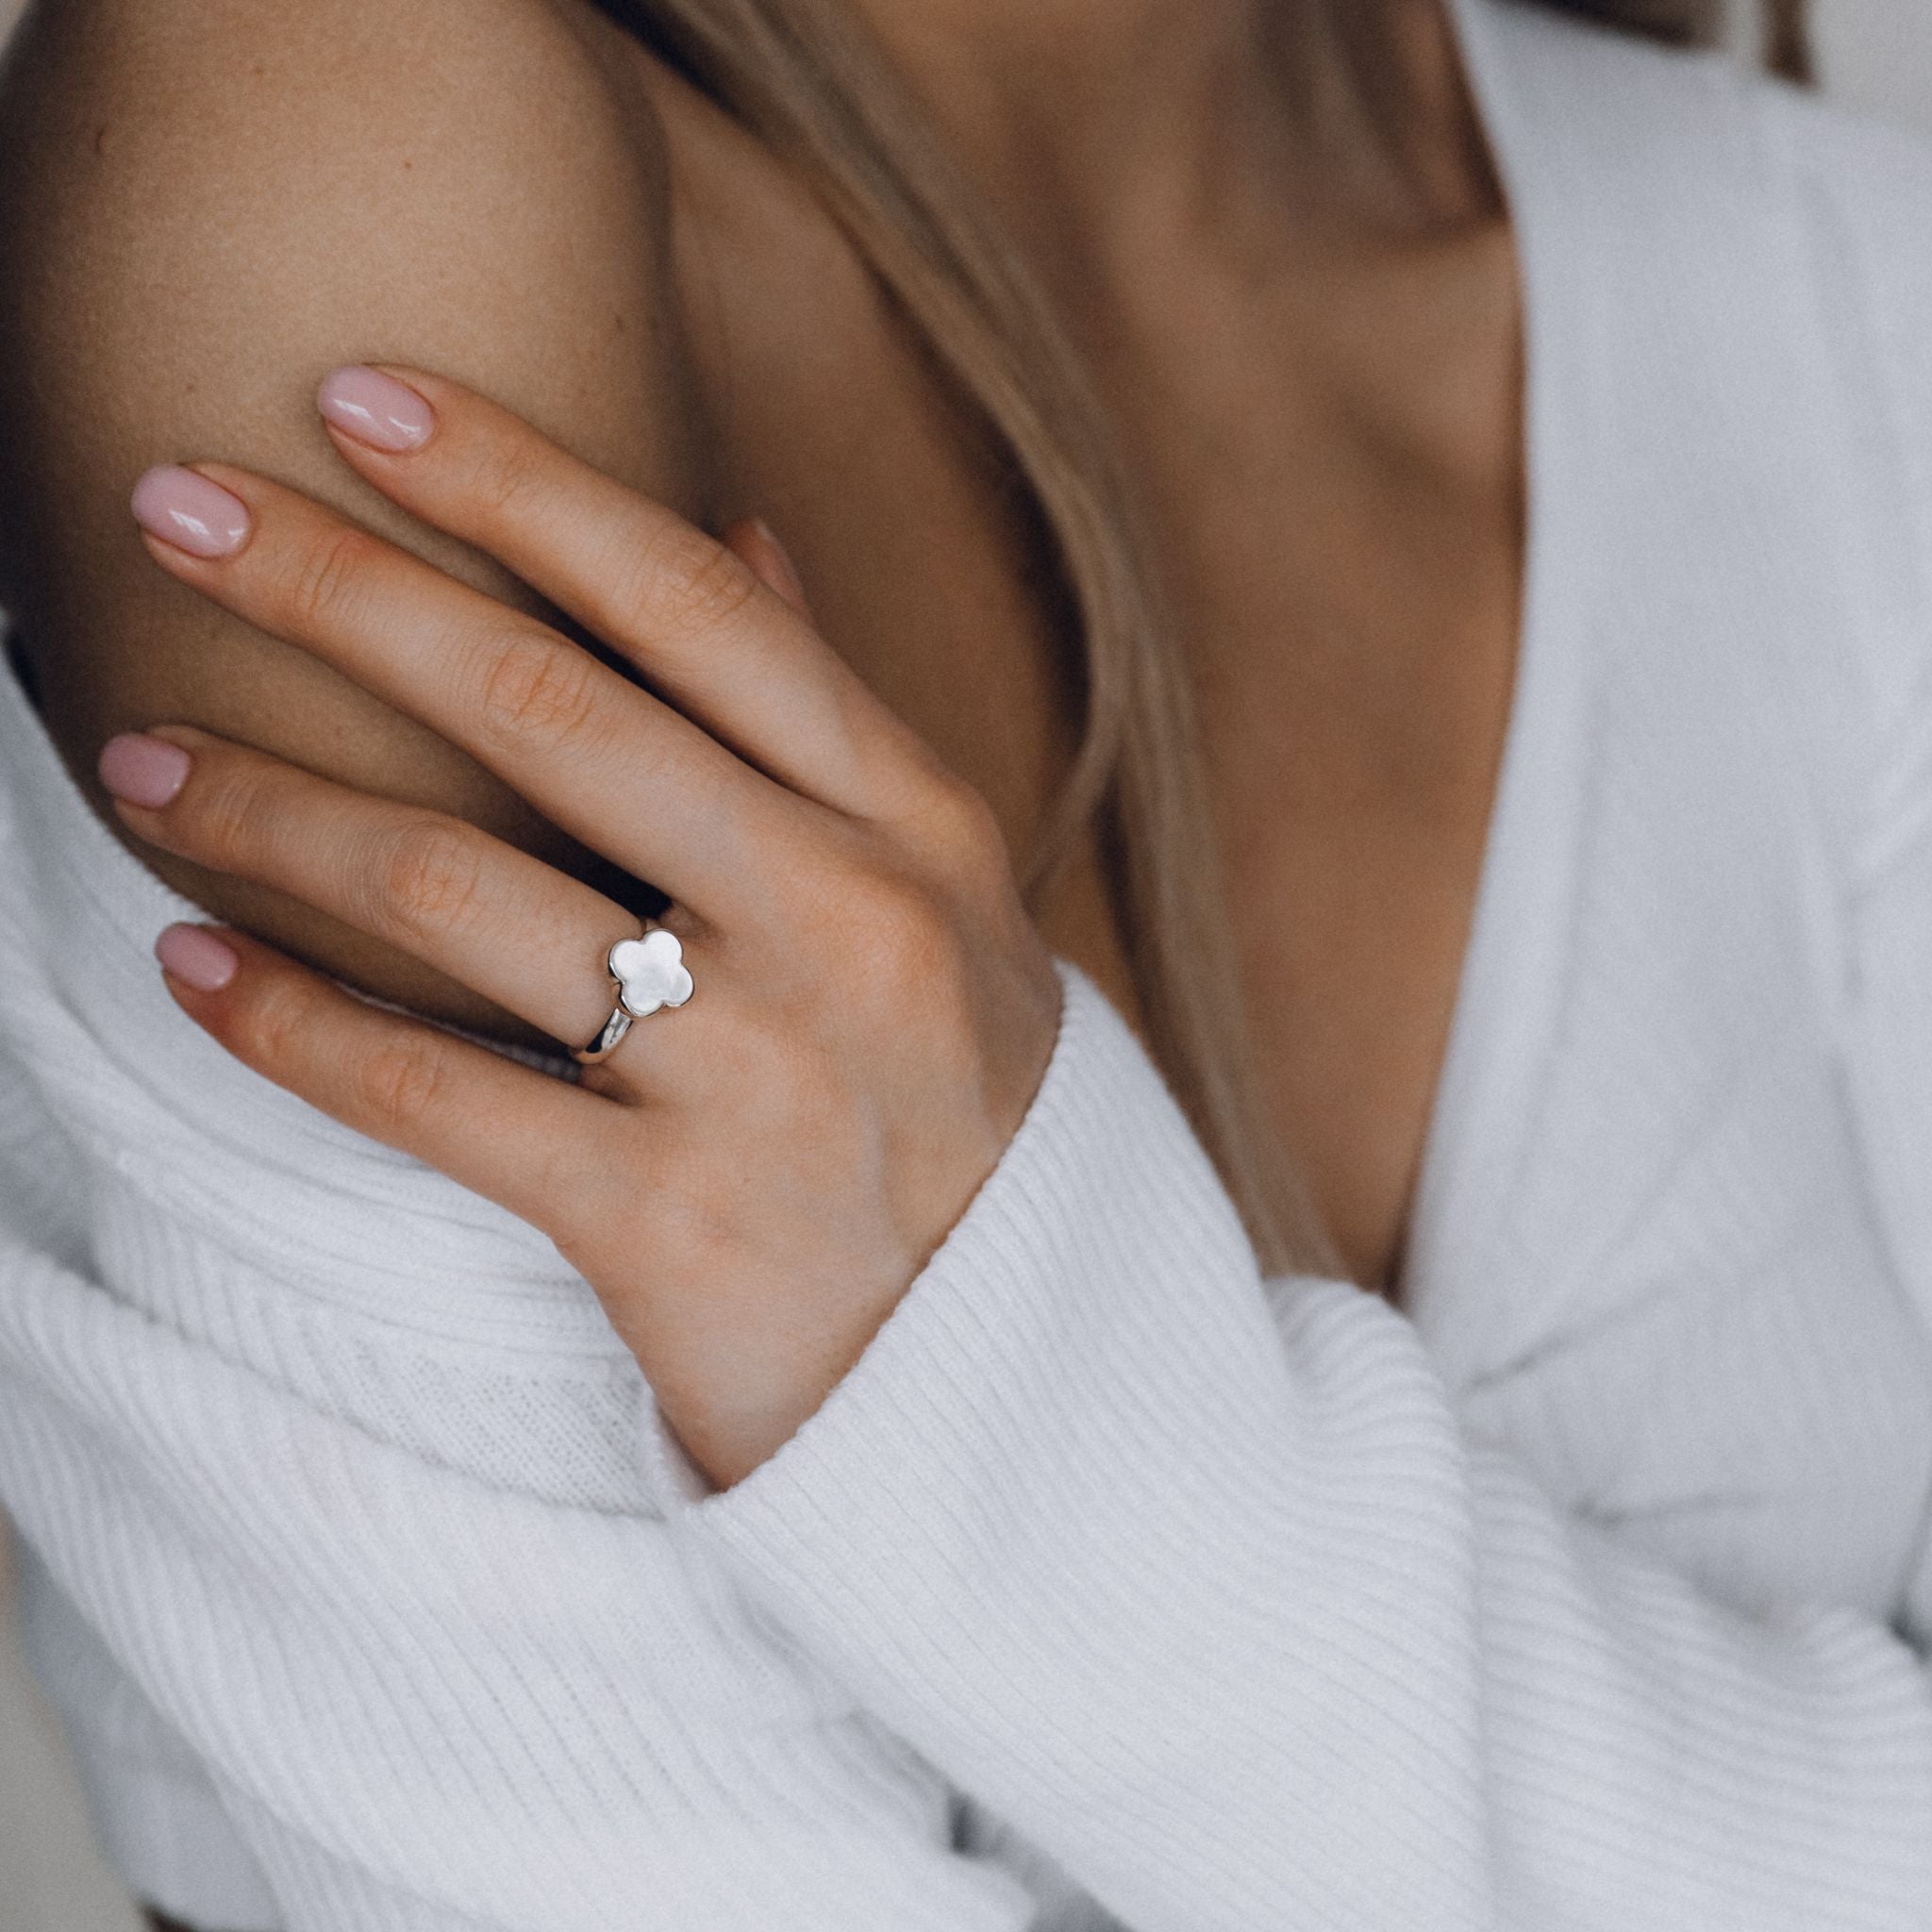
left=102, top=366, right=1064, bottom=1491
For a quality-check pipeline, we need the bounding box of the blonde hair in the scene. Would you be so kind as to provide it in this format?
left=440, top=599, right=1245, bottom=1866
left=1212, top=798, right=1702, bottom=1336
left=591, top=0, right=1811, bottom=1278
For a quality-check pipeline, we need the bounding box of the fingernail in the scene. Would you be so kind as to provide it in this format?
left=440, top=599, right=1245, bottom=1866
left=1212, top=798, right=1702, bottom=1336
left=155, top=923, right=238, bottom=992
left=131, top=466, right=251, bottom=559
left=317, top=366, right=436, bottom=453
left=98, top=731, right=192, bottom=808
left=749, top=518, right=808, bottom=612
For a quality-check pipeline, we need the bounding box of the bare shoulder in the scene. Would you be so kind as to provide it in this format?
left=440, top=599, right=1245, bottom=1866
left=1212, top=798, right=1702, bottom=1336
left=0, top=0, right=711, bottom=1041
left=0, top=0, right=702, bottom=557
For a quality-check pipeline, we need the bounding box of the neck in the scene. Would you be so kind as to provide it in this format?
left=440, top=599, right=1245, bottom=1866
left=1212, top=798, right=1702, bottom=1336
left=847, top=0, right=1501, bottom=270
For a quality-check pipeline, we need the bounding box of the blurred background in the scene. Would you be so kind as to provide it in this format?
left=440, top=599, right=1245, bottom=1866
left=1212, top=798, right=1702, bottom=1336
left=3, top=0, right=1932, bottom=1927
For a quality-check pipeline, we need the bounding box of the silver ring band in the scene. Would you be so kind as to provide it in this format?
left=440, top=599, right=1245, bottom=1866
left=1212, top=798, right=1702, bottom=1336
left=574, top=1004, right=635, bottom=1065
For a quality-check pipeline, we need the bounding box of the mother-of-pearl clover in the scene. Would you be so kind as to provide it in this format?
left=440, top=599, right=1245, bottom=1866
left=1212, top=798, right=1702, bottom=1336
left=608, top=928, right=694, bottom=1019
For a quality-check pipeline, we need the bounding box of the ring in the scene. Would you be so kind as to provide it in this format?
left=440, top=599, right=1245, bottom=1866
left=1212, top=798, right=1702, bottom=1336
left=573, top=924, right=695, bottom=1064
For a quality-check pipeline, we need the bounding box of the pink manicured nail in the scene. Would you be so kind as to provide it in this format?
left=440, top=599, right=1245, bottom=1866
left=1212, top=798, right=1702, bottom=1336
left=98, top=732, right=192, bottom=808
left=317, top=366, right=436, bottom=453
left=155, top=924, right=238, bottom=992
left=131, top=466, right=251, bottom=558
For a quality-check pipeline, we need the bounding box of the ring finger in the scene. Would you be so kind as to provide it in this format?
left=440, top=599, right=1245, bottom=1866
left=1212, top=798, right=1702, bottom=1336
left=99, top=721, right=670, bottom=1069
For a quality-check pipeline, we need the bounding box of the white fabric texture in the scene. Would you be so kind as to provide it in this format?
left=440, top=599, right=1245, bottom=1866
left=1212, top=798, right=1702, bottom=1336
left=6, top=0, right=1932, bottom=1924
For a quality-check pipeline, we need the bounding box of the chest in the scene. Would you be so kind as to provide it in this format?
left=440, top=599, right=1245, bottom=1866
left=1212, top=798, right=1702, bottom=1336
left=1096, top=247, right=1528, bottom=1291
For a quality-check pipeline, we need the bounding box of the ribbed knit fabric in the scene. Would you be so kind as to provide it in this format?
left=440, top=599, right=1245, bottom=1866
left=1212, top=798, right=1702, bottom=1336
left=6, top=0, right=1932, bottom=1925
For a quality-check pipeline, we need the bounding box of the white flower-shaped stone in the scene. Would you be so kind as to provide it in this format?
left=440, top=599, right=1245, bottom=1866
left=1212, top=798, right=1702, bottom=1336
left=608, top=929, right=694, bottom=1019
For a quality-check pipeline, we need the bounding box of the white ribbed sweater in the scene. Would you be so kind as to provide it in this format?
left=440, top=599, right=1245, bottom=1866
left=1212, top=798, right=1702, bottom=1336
left=6, top=1, right=1932, bottom=1925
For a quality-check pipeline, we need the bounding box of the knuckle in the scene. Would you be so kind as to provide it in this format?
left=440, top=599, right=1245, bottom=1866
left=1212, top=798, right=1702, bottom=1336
left=473, top=630, right=601, bottom=751
left=226, top=973, right=315, bottom=1076
left=920, top=780, right=1009, bottom=893
left=843, top=862, right=954, bottom=1003
left=467, top=442, right=560, bottom=526
left=283, top=524, right=380, bottom=633
left=373, top=817, right=488, bottom=944
left=177, top=758, right=275, bottom=866
left=354, top=1034, right=448, bottom=1133
left=641, top=527, right=761, bottom=637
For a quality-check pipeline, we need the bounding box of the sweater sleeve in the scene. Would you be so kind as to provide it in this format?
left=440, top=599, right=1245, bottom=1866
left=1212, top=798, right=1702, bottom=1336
left=639, top=959, right=1932, bottom=1932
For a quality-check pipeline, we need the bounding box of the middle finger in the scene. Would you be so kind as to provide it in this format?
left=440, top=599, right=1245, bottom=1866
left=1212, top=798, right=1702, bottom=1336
left=130, top=462, right=814, bottom=922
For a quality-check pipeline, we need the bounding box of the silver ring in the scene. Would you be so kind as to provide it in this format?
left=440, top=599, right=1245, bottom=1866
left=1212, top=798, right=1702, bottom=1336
left=572, top=924, right=694, bottom=1065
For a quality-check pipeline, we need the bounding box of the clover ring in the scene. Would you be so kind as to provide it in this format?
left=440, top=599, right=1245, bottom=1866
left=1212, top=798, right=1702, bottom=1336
left=573, top=924, right=695, bottom=1065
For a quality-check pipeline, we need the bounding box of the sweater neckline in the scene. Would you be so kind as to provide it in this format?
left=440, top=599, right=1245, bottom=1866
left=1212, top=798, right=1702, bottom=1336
left=1387, top=0, right=1575, bottom=1318
left=1391, top=0, right=1694, bottom=1349
left=1398, top=2, right=1781, bottom=1375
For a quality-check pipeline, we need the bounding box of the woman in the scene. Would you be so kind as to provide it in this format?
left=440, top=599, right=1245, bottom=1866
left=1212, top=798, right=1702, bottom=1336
left=1, top=0, right=1927, bottom=1924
